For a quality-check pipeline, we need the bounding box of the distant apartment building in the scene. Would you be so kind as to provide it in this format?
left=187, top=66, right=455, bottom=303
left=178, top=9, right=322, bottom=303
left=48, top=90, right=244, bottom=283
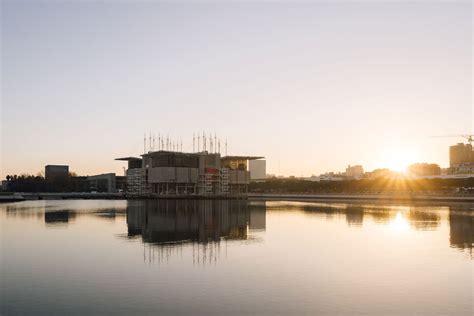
left=450, top=143, right=473, bottom=167
left=45, top=165, right=69, bottom=182
left=345, top=165, right=364, bottom=178
left=449, top=143, right=474, bottom=174
left=249, top=159, right=266, bottom=180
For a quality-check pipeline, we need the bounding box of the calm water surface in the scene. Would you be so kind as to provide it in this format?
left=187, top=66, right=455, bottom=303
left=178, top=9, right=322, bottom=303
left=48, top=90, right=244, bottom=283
left=1, top=199, right=472, bottom=315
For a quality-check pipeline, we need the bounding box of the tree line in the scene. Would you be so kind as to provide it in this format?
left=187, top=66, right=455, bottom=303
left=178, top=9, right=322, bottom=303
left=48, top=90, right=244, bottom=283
left=249, top=177, right=474, bottom=194
left=3, top=174, right=89, bottom=192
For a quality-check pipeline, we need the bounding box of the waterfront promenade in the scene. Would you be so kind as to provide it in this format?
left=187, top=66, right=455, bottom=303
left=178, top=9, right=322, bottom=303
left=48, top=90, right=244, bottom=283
left=2, top=192, right=473, bottom=203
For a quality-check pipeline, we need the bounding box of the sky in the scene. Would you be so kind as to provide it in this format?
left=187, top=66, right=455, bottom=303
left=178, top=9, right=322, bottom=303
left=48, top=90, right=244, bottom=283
left=1, top=0, right=472, bottom=178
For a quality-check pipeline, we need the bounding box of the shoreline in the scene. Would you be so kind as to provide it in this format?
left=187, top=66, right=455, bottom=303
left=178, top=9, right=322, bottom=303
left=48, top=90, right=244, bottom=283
left=248, top=193, right=474, bottom=203
left=1, top=192, right=473, bottom=203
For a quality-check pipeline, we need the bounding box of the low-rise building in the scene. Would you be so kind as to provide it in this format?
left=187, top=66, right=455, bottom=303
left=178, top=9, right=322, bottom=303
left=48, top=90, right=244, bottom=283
left=1, top=180, right=8, bottom=191
left=86, top=173, right=117, bottom=193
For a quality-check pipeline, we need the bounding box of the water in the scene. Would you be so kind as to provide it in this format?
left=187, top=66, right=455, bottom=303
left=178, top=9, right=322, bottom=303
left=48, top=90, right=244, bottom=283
left=1, top=199, right=472, bottom=315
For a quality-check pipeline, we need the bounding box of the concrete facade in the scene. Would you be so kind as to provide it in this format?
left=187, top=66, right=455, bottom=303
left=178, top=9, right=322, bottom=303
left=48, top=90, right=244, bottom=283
left=449, top=143, right=474, bottom=174
left=45, top=165, right=69, bottom=182
left=249, top=160, right=266, bottom=180
left=116, top=151, right=263, bottom=197
left=87, top=173, right=116, bottom=193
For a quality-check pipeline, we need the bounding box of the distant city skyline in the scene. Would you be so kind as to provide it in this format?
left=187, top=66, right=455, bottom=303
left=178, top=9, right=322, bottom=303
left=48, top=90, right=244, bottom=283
left=2, top=1, right=472, bottom=178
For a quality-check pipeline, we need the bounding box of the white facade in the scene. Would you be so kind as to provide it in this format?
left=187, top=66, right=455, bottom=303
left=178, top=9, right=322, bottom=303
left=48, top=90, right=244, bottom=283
left=249, top=160, right=266, bottom=180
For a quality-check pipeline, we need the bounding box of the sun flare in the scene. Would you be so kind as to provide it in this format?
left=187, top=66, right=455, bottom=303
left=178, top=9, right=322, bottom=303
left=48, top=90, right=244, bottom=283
left=382, top=148, right=418, bottom=172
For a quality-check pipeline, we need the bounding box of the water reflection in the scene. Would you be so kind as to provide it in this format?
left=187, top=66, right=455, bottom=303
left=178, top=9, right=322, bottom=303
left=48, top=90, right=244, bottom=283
left=265, top=201, right=472, bottom=256
left=4, top=200, right=126, bottom=223
left=44, top=210, right=75, bottom=225
left=124, top=200, right=266, bottom=265
left=345, top=206, right=364, bottom=227
left=2, top=200, right=471, bottom=257
left=126, top=200, right=266, bottom=244
left=449, top=206, right=473, bottom=253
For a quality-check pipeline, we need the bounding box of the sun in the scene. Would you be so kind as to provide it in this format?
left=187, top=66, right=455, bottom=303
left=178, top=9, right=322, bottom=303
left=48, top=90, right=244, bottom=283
left=381, top=147, right=418, bottom=172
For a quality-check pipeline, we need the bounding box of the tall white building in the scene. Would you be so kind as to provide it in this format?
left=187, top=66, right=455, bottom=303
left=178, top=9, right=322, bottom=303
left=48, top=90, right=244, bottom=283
left=249, top=160, right=266, bottom=180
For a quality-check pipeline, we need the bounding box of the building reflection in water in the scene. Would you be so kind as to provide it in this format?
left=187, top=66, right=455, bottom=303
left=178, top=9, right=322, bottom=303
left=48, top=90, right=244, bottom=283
left=267, top=201, right=472, bottom=257
left=449, top=206, right=473, bottom=255
left=42, top=209, right=122, bottom=225
left=44, top=210, right=75, bottom=225
left=126, top=200, right=266, bottom=265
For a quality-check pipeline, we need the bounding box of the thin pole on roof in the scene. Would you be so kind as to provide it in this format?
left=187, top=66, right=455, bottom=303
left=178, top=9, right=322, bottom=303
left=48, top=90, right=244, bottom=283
left=203, top=131, right=206, bottom=152
left=149, top=132, right=152, bottom=152
left=210, top=133, right=213, bottom=153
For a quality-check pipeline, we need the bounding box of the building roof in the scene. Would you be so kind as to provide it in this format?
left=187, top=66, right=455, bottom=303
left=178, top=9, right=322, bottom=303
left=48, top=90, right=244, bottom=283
left=115, top=157, right=142, bottom=161
left=117, top=153, right=264, bottom=160
left=221, top=156, right=264, bottom=161
left=141, top=150, right=200, bottom=158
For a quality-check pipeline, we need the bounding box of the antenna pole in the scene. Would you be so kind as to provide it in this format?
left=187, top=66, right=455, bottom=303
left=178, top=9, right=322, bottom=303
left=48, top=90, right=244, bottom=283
left=210, top=133, right=213, bottom=153
left=203, top=131, right=206, bottom=151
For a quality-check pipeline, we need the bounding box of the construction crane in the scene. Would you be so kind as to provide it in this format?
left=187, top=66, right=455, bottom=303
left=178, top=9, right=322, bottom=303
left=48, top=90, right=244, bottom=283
left=432, top=134, right=473, bottom=145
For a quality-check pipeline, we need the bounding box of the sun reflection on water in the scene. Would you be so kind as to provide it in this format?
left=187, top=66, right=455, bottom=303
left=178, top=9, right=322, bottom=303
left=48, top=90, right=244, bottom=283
left=389, top=211, right=410, bottom=232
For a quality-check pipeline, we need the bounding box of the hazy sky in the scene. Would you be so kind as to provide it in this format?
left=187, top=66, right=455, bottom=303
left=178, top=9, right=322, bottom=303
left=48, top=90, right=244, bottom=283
left=1, top=0, right=472, bottom=178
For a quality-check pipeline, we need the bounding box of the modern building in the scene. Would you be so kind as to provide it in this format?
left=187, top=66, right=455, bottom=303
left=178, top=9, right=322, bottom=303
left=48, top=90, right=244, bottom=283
left=449, top=143, right=474, bottom=174
left=86, top=173, right=116, bottom=193
left=1, top=180, right=8, bottom=191
left=45, top=165, right=69, bottom=182
left=249, top=159, right=266, bottom=180
left=116, top=176, right=126, bottom=192
left=450, top=143, right=473, bottom=167
left=116, top=150, right=264, bottom=197
left=345, top=165, right=364, bottom=178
